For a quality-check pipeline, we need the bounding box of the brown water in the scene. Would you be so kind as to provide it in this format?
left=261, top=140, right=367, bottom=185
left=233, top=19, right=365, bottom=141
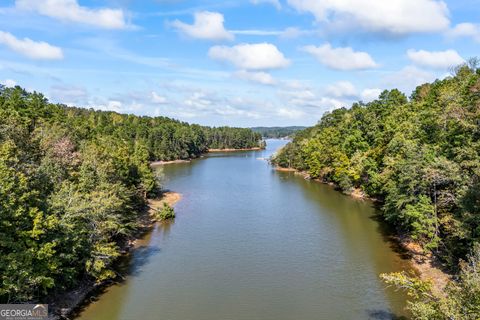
left=76, top=139, right=411, bottom=320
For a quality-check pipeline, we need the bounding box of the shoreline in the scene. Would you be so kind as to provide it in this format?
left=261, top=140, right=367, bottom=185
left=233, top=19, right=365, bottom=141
left=398, top=238, right=451, bottom=296
left=150, top=147, right=264, bottom=167
left=47, top=192, right=182, bottom=319
left=273, top=165, right=451, bottom=294
left=208, top=147, right=263, bottom=152
left=150, top=159, right=191, bottom=166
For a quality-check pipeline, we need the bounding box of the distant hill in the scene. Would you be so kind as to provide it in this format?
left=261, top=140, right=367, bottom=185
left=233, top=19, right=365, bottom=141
left=251, top=126, right=306, bottom=139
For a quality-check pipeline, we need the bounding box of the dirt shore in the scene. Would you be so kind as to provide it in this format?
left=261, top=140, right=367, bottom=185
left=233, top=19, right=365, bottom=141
left=400, top=239, right=451, bottom=295
left=275, top=166, right=297, bottom=172
left=150, top=159, right=191, bottom=166
left=208, top=147, right=263, bottom=152
left=150, top=147, right=263, bottom=166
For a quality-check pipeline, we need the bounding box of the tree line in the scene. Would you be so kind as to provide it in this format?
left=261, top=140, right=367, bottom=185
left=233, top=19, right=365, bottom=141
left=273, top=62, right=480, bottom=318
left=251, top=126, right=306, bottom=139
left=0, top=85, right=262, bottom=303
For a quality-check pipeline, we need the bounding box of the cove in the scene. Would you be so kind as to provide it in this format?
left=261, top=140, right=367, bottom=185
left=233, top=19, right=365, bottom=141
left=76, top=139, right=411, bottom=320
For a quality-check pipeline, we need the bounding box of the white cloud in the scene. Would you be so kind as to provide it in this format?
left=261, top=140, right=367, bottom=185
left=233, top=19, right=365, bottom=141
left=407, top=49, right=464, bottom=69
left=280, top=27, right=314, bottom=39
left=184, top=91, right=214, bottom=110
left=0, top=31, right=63, bottom=60
left=282, top=79, right=308, bottom=89
left=1, top=79, right=17, bottom=87
left=301, top=43, right=377, bottom=70
left=278, top=107, right=305, bottom=119
left=171, top=11, right=234, bottom=41
left=97, top=100, right=123, bottom=112
left=50, top=85, right=88, bottom=104
left=234, top=70, right=277, bottom=85
left=151, top=91, right=168, bottom=104
left=277, top=80, right=382, bottom=117
left=446, top=23, right=480, bottom=42
left=15, top=0, right=128, bottom=29
left=230, top=27, right=315, bottom=38
left=94, top=99, right=143, bottom=114
left=208, top=43, right=290, bottom=70
left=324, top=81, right=382, bottom=102
left=360, top=88, right=382, bottom=102
left=250, top=0, right=282, bottom=10
left=215, top=105, right=261, bottom=118
left=290, top=89, right=316, bottom=100
left=279, top=87, right=346, bottom=113
left=287, top=0, right=449, bottom=35
left=384, top=66, right=435, bottom=93
left=173, top=90, right=265, bottom=120
left=231, top=29, right=282, bottom=36
left=326, top=81, right=357, bottom=98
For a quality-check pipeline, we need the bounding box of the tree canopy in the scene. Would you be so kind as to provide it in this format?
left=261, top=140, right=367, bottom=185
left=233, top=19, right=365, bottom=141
left=273, top=62, right=480, bottom=317
left=0, top=85, right=262, bottom=303
left=251, top=126, right=306, bottom=139
left=273, top=63, right=480, bottom=266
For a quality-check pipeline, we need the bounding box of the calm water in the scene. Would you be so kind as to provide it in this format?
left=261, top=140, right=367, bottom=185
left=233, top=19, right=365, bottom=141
left=77, top=139, right=411, bottom=320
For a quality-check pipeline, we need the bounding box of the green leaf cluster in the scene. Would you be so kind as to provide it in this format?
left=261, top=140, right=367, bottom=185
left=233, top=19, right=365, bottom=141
left=156, top=203, right=175, bottom=221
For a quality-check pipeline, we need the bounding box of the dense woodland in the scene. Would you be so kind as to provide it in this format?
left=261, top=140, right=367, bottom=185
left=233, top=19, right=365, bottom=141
left=0, top=85, right=262, bottom=303
left=273, top=62, right=480, bottom=318
left=251, top=126, right=306, bottom=138
left=206, top=126, right=263, bottom=149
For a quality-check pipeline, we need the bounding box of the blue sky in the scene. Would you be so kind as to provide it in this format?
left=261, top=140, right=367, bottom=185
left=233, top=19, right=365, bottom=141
left=0, top=0, right=479, bottom=127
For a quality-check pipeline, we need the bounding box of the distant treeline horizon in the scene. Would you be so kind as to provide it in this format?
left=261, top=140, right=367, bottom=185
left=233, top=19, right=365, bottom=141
left=251, top=126, right=306, bottom=138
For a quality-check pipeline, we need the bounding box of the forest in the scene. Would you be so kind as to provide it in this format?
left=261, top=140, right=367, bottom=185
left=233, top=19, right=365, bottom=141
left=273, top=62, right=480, bottom=318
left=0, top=85, right=262, bottom=303
left=251, top=126, right=306, bottom=138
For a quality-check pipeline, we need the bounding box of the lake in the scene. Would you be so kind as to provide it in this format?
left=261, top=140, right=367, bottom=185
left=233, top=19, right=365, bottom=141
left=76, top=139, right=411, bottom=320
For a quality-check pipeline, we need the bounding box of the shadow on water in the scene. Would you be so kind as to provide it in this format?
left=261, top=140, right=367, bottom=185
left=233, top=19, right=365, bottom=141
left=71, top=221, right=174, bottom=318
left=369, top=213, right=414, bottom=261
left=370, top=211, right=454, bottom=278
left=119, top=245, right=162, bottom=278
left=117, top=220, right=176, bottom=278
left=71, top=245, right=162, bottom=317
left=367, top=309, right=408, bottom=320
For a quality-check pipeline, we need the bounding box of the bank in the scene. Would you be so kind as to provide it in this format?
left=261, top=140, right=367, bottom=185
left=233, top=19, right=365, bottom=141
left=148, top=147, right=266, bottom=166
left=208, top=147, right=264, bottom=152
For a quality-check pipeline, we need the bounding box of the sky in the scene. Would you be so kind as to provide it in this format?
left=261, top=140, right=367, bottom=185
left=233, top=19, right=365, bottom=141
left=0, top=0, right=479, bottom=127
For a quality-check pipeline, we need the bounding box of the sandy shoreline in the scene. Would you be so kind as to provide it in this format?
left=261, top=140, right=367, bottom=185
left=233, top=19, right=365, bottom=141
left=400, top=239, right=451, bottom=295
left=152, top=191, right=182, bottom=207
left=275, top=167, right=297, bottom=172
left=274, top=165, right=451, bottom=294
left=149, top=147, right=263, bottom=166
left=208, top=147, right=263, bottom=152
left=150, top=159, right=191, bottom=166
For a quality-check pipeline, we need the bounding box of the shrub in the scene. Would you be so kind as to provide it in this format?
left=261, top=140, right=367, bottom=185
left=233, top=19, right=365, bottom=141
left=157, top=203, right=175, bottom=220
